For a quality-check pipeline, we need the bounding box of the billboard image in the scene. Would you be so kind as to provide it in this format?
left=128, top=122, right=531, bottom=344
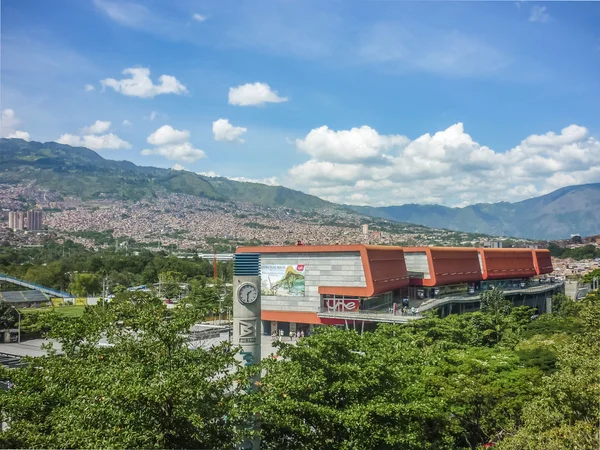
left=262, top=264, right=305, bottom=296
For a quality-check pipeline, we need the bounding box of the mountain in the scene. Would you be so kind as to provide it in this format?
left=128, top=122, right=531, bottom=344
left=0, top=139, right=332, bottom=210
left=352, top=183, right=600, bottom=240
left=2, top=139, right=598, bottom=240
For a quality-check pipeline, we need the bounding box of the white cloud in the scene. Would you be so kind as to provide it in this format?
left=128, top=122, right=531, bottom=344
left=212, top=118, right=247, bottom=143
left=172, top=163, right=187, bottom=171
left=8, top=130, right=31, bottom=141
left=357, top=23, right=507, bottom=77
left=529, top=5, right=550, bottom=23
left=82, top=120, right=111, bottom=135
left=143, top=125, right=203, bottom=162
left=198, top=171, right=220, bottom=178
left=101, top=67, right=188, bottom=98
left=57, top=133, right=131, bottom=150
left=296, top=125, right=408, bottom=162
left=147, top=125, right=190, bottom=146
left=229, top=176, right=280, bottom=186
left=287, top=122, right=600, bottom=206
left=192, top=13, right=206, bottom=22
left=197, top=171, right=280, bottom=186
left=85, top=84, right=95, bottom=92
left=1, top=109, right=19, bottom=133
left=228, top=82, right=288, bottom=106
left=122, top=119, right=132, bottom=126
left=94, top=0, right=152, bottom=28
left=1, top=109, right=31, bottom=141
left=141, top=142, right=206, bottom=162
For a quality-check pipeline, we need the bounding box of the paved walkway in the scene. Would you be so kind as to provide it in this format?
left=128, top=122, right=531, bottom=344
left=2, top=334, right=284, bottom=361
left=0, top=339, right=62, bottom=357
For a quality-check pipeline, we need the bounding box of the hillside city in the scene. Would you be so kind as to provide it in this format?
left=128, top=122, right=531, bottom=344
left=0, top=183, right=529, bottom=250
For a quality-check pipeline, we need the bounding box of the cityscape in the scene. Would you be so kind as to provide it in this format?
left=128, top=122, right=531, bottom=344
left=1, top=1, right=599, bottom=449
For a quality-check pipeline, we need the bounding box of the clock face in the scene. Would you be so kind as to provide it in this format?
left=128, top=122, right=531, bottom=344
left=237, top=282, right=258, bottom=305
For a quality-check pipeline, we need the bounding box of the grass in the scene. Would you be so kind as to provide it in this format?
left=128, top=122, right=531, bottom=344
left=20, top=305, right=86, bottom=318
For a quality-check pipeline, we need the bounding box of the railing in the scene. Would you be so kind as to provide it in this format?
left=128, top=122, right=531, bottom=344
left=317, top=307, right=422, bottom=323
left=0, top=273, right=72, bottom=298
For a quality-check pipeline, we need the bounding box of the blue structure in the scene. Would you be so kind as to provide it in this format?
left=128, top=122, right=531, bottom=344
left=0, top=273, right=72, bottom=298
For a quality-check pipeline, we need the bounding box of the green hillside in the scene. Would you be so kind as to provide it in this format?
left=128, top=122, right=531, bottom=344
left=0, top=138, right=331, bottom=209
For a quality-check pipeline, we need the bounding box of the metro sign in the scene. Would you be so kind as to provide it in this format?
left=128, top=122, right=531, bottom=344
left=239, top=319, right=257, bottom=344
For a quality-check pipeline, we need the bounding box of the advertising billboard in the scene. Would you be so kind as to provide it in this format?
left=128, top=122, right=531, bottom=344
left=261, top=264, right=305, bottom=296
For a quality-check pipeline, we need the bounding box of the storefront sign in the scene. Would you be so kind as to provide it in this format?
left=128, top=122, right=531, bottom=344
left=324, top=298, right=359, bottom=312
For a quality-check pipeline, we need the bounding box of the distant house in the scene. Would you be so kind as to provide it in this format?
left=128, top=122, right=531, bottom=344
left=482, top=240, right=503, bottom=249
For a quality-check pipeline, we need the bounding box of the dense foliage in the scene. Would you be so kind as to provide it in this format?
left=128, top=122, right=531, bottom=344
left=250, top=291, right=600, bottom=449
left=548, top=242, right=600, bottom=260
left=0, top=241, right=232, bottom=295
left=1, top=282, right=598, bottom=448
left=0, top=291, right=251, bottom=449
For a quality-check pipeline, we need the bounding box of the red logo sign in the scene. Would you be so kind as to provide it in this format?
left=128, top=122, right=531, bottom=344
left=296, top=264, right=305, bottom=271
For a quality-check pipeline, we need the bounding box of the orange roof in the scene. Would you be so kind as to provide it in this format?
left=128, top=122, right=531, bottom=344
left=477, top=248, right=537, bottom=280
left=532, top=249, right=553, bottom=275
left=237, top=244, right=409, bottom=296
left=404, top=247, right=483, bottom=286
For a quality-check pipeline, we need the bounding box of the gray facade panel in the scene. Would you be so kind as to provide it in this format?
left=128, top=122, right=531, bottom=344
left=405, top=252, right=430, bottom=279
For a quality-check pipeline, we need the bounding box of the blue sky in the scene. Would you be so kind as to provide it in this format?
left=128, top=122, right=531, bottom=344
left=2, top=0, right=599, bottom=206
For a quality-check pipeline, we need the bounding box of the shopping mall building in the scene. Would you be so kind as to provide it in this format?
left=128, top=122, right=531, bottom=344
left=234, top=245, right=561, bottom=336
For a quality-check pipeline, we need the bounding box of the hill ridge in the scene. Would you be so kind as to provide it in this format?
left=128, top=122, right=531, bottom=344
left=2, top=138, right=598, bottom=240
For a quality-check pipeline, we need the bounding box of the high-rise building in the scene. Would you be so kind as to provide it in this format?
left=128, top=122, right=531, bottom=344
left=362, top=224, right=369, bottom=235
left=8, top=211, right=25, bottom=231
left=27, top=210, right=43, bottom=231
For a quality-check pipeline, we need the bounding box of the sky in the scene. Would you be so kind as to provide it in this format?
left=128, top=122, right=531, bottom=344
left=1, top=0, right=599, bottom=207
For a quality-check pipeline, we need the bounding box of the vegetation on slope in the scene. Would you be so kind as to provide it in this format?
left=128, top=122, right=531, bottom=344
left=0, top=138, right=330, bottom=209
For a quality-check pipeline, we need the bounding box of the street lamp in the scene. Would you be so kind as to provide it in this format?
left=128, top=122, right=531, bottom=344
left=9, top=305, right=21, bottom=344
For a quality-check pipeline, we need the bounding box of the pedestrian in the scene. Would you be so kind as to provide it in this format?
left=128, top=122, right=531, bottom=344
left=279, top=329, right=284, bottom=340
left=416, top=307, right=420, bottom=316
left=289, top=330, right=294, bottom=341
left=411, top=306, right=415, bottom=316
left=300, top=330, right=305, bottom=338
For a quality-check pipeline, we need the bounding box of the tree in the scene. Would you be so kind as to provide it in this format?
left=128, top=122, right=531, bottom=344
left=581, top=268, right=600, bottom=284
left=480, top=288, right=512, bottom=344
left=68, top=273, right=102, bottom=297
left=186, top=279, right=220, bottom=315
left=157, top=270, right=186, bottom=300
left=550, top=292, right=579, bottom=316
left=0, top=301, right=19, bottom=343
left=0, top=291, right=248, bottom=449
left=248, top=327, right=457, bottom=450
left=498, top=292, right=600, bottom=449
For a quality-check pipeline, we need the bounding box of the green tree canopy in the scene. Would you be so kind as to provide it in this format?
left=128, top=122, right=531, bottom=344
left=0, top=291, right=249, bottom=449
left=68, top=273, right=102, bottom=297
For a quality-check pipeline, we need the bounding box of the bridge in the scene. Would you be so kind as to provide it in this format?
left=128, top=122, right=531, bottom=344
left=0, top=273, right=72, bottom=298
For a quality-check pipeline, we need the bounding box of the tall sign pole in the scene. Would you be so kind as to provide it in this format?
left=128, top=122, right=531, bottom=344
left=232, top=252, right=261, bottom=449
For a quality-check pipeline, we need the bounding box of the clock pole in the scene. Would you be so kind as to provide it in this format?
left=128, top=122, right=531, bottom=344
left=233, top=252, right=261, bottom=450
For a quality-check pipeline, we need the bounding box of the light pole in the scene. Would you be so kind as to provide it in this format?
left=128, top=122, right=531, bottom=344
left=10, top=305, right=21, bottom=344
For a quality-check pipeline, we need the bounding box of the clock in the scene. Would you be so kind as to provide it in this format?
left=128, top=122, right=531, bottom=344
left=237, top=282, right=259, bottom=305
